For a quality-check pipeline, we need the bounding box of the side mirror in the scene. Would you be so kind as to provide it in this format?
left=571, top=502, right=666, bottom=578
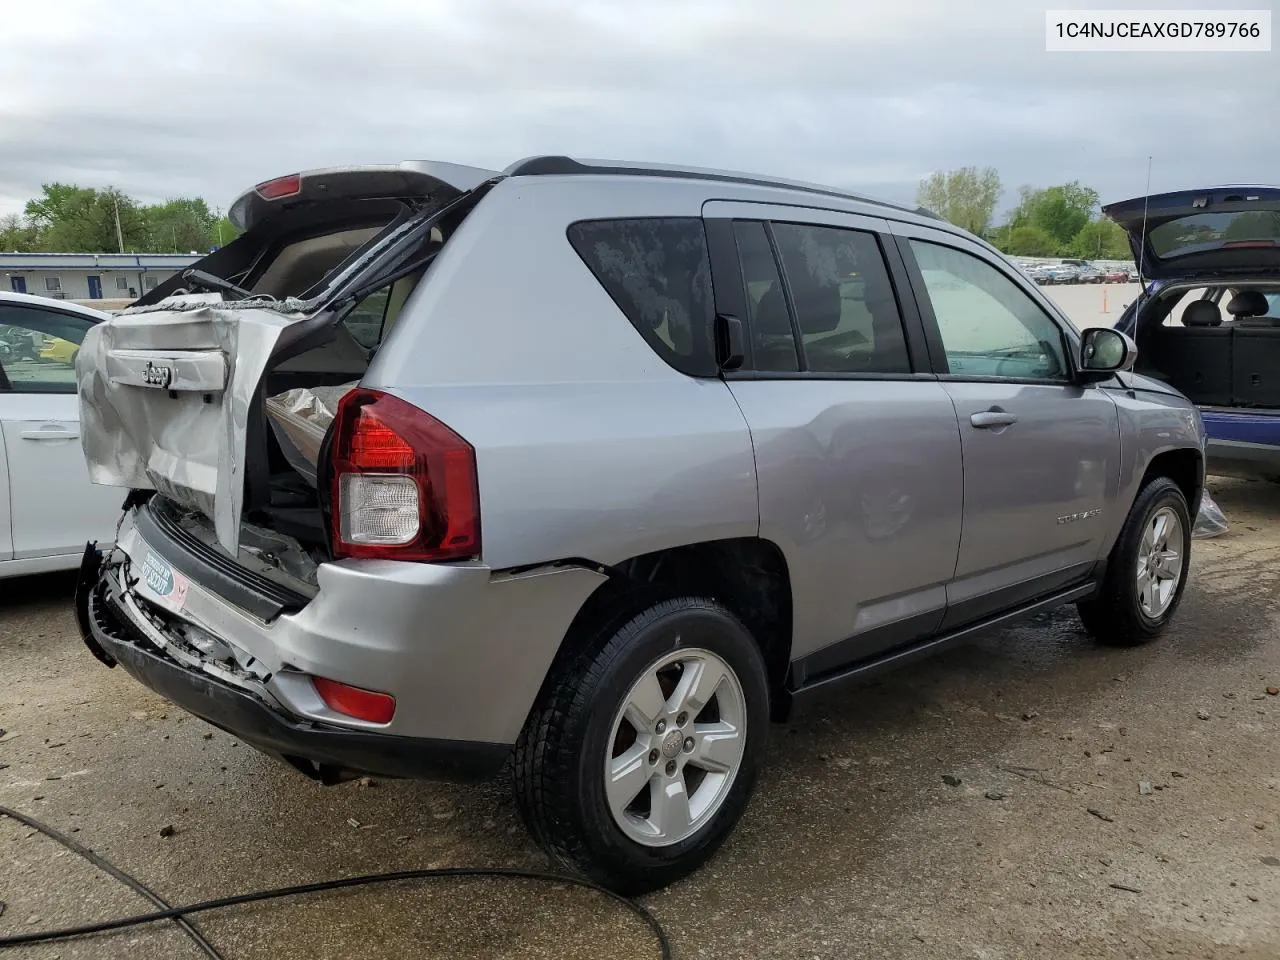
left=1078, top=328, right=1137, bottom=383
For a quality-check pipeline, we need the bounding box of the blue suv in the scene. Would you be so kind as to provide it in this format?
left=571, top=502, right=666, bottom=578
left=1107, top=186, right=1280, bottom=479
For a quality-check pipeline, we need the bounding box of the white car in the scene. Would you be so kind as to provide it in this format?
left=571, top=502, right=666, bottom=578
left=0, top=291, right=123, bottom=577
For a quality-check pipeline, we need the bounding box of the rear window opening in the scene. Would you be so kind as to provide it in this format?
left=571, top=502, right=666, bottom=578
left=139, top=197, right=420, bottom=309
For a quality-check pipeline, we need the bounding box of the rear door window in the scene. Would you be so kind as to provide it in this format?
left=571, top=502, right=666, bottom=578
left=770, top=223, right=912, bottom=374
left=732, top=221, right=799, bottom=371
left=567, top=218, right=716, bottom=377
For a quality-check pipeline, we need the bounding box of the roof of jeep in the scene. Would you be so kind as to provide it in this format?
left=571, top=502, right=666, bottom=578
left=229, top=156, right=967, bottom=243
left=503, top=155, right=946, bottom=225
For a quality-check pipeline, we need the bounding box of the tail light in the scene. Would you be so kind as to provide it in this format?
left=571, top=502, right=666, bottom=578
left=328, top=389, right=480, bottom=562
left=254, top=174, right=302, bottom=201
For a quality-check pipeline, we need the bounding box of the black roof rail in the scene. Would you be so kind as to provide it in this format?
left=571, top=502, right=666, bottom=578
left=503, top=155, right=939, bottom=220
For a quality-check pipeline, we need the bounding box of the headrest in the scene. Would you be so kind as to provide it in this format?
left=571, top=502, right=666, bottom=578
left=753, top=284, right=794, bottom=336
left=1227, top=290, right=1269, bottom=318
left=790, top=280, right=843, bottom=334
left=1182, top=300, right=1222, bottom=327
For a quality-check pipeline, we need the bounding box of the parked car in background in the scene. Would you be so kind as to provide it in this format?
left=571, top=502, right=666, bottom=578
left=39, top=334, right=80, bottom=365
left=1102, top=267, right=1130, bottom=283
left=1062, top=259, right=1105, bottom=283
left=1047, top=264, right=1080, bottom=284
left=0, top=291, right=122, bottom=577
left=1106, top=185, right=1280, bottom=480
left=75, top=157, right=1204, bottom=894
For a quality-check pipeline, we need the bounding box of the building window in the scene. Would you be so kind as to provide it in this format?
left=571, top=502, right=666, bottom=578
left=144, top=276, right=159, bottom=290
left=44, top=277, right=61, bottom=292
left=116, top=275, right=129, bottom=290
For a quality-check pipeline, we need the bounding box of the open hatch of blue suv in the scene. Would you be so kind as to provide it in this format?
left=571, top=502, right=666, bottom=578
left=1106, top=186, right=1280, bottom=479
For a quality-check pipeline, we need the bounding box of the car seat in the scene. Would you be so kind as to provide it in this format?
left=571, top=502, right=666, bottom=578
left=1151, top=299, right=1232, bottom=405
left=1229, top=290, right=1280, bottom=405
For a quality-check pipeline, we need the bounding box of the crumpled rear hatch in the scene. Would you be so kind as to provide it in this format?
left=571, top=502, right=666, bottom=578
left=77, top=162, right=497, bottom=555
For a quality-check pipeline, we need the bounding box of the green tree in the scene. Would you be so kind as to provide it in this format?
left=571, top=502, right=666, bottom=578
left=211, top=216, right=242, bottom=248
left=24, top=184, right=148, bottom=252
left=917, top=166, right=1003, bottom=235
left=1019, top=181, right=1100, bottom=248
left=0, top=213, right=40, bottom=252
left=1068, top=219, right=1131, bottom=259
left=142, top=197, right=218, bottom=252
left=998, top=223, right=1059, bottom=257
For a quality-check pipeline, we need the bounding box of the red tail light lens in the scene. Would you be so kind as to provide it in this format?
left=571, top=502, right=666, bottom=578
left=255, top=174, right=302, bottom=201
left=329, top=389, right=480, bottom=562
left=312, top=676, right=396, bottom=724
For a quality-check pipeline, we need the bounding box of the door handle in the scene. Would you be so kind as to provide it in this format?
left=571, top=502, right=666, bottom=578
left=970, top=410, right=1018, bottom=429
left=21, top=427, right=80, bottom=440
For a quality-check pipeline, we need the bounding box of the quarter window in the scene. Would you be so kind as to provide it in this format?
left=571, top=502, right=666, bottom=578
left=568, top=218, right=716, bottom=377
left=910, top=240, right=1069, bottom=380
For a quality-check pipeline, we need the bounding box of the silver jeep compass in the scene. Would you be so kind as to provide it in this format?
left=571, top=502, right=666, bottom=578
left=75, top=156, right=1206, bottom=894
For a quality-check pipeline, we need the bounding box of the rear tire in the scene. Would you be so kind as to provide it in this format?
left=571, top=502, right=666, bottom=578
left=1077, top=476, right=1191, bottom=647
left=513, top=597, right=769, bottom=894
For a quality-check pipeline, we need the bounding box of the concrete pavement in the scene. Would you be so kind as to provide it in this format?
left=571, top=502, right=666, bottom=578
left=2, top=477, right=1279, bottom=959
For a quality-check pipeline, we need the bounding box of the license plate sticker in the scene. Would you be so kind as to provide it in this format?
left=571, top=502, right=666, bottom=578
left=139, top=551, right=189, bottom=613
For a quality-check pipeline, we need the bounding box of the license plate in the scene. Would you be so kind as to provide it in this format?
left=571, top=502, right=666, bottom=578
left=138, top=551, right=189, bottom=613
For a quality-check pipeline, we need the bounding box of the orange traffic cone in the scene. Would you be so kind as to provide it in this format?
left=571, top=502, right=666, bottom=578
left=1102, top=285, right=1109, bottom=314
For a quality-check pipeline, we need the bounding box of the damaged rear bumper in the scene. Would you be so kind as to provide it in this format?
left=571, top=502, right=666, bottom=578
left=73, top=499, right=605, bottom=781
left=74, top=538, right=527, bottom=783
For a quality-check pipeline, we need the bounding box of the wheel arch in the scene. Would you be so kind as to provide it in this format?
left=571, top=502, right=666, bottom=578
left=523, top=537, right=795, bottom=730
left=1141, top=446, right=1204, bottom=516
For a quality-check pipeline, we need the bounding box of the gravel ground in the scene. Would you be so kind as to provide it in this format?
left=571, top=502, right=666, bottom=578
left=1, top=475, right=1279, bottom=959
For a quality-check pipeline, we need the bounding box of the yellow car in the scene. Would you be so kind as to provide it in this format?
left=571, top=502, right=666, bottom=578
left=39, top=335, right=79, bottom=364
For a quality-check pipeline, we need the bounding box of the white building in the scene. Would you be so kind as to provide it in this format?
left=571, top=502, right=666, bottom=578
left=1, top=252, right=201, bottom=303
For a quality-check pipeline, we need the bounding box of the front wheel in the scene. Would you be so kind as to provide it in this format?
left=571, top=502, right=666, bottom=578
left=1077, top=476, right=1192, bottom=646
left=513, top=597, right=769, bottom=894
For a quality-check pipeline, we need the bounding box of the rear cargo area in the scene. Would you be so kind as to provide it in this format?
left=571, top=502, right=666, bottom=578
left=1140, top=323, right=1280, bottom=408
left=78, top=164, right=490, bottom=583
left=1134, top=286, right=1280, bottom=409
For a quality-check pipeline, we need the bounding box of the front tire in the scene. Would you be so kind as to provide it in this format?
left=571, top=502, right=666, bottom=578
left=513, top=597, right=769, bottom=894
left=1077, top=476, right=1191, bottom=646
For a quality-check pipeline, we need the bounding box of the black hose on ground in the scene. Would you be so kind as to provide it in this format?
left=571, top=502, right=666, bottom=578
left=0, top=802, right=222, bottom=959
left=0, top=804, right=672, bottom=960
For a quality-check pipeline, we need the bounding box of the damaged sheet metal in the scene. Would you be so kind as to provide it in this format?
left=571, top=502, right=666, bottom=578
left=77, top=296, right=307, bottom=555
left=265, top=381, right=358, bottom=485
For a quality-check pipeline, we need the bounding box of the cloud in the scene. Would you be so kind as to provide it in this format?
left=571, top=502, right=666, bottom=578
left=0, top=0, right=1275, bottom=219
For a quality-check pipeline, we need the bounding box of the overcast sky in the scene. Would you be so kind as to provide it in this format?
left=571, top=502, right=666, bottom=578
left=1, top=0, right=1275, bottom=220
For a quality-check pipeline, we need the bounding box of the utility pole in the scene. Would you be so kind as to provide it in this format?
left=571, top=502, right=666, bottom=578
left=113, top=194, right=125, bottom=253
